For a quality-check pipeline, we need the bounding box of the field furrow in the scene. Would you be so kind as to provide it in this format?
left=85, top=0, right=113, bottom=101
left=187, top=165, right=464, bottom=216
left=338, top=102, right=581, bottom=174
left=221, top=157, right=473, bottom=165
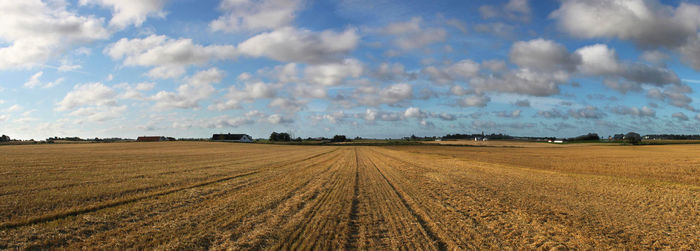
left=1, top=142, right=697, bottom=249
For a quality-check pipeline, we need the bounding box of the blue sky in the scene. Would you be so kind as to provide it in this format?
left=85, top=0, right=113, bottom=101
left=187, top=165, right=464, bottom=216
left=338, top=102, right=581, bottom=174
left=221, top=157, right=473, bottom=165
left=1, top=0, right=700, bottom=140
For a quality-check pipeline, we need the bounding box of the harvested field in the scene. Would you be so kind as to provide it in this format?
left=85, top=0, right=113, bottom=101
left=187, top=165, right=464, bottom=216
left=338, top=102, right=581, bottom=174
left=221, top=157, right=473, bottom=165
left=0, top=142, right=698, bottom=249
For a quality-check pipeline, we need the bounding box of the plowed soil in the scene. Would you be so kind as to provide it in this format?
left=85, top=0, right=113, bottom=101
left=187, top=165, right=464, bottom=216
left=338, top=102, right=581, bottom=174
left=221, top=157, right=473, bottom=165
left=0, top=142, right=697, bottom=249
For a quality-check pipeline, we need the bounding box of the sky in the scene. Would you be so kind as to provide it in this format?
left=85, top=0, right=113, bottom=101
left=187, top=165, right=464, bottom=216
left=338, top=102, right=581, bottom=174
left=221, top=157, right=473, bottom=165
left=1, top=0, right=700, bottom=140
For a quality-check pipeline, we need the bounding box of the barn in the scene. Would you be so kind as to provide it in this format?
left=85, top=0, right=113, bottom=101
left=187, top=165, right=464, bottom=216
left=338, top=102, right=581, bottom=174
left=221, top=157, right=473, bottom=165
left=212, top=133, right=253, bottom=142
left=137, top=136, right=167, bottom=142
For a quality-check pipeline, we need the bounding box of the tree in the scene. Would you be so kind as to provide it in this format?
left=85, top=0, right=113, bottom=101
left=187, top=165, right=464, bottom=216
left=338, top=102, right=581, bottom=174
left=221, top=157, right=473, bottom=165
left=331, top=135, right=347, bottom=142
left=269, top=132, right=291, bottom=141
left=0, top=134, right=10, bottom=142
left=625, top=132, right=642, bottom=145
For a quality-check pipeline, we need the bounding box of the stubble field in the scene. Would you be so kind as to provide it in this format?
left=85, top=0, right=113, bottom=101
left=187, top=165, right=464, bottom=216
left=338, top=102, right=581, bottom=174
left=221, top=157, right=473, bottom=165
left=0, top=142, right=698, bottom=249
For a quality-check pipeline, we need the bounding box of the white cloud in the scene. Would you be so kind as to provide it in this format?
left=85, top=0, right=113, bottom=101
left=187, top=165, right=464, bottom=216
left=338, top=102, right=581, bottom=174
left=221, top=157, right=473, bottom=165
left=5, top=104, right=22, bottom=113
left=647, top=84, right=696, bottom=111
left=356, top=83, right=413, bottom=106
left=269, top=97, right=306, bottom=113
left=209, top=81, right=278, bottom=111
left=174, top=115, right=254, bottom=129
left=423, top=59, right=480, bottom=85
left=480, top=0, right=532, bottom=22
left=551, top=0, right=700, bottom=71
left=373, top=62, right=416, bottom=81
left=237, top=27, right=358, bottom=64
left=23, top=71, right=63, bottom=89
left=551, top=0, right=700, bottom=49
left=495, top=109, right=521, bottom=118
left=610, top=105, right=656, bottom=117
left=304, top=58, right=363, bottom=86
left=56, top=82, right=117, bottom=111
left=23, top=72, right=44, bottom=88
left=267, top=114, right=294, bottom=124
left=210, top=0, right=303, bottom=32
left=510, top=38, right=580, bottom=72
left=105, top=35, right=236, bottom=79
left=470, top=68, right=569, bottom=96
left=381, top=17, right=447, bottom=50
left=459, top=95, right=490, bottom=107
left=575, top=44, right=621, bottom=75
left=151, top=68, right=223, bottom=110
left=672, top=112, right=689, bottom=121
left=473, top=22, right=515, bottom=38
left=116, top=82, right=155, bottom=99
left=0, top=0, right=110, bottom=69
left=568, top=106, right=605, bottom=119
left=404, top=107, right=426, bottom=119
left=79, top=0, right=167, bottom=28
left=69, top=105, right=128, bottom=122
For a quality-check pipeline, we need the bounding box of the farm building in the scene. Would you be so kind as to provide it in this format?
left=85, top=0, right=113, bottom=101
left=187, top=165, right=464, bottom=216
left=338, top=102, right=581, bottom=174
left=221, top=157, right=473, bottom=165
left=136, top=136, right=167, bottom=142
left=212, top=133, right=253, bottom=142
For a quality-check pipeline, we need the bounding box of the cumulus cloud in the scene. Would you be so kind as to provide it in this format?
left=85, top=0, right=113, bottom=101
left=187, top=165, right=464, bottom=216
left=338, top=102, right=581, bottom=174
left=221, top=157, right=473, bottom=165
left=373, top=62, right=416, bottom=81
left=56, top=82, right=117, bottom=111
left=536, top=109, right=568, bottom=119
left=459, top=95, right=490, bottom=107
left=79, top=0, right=166, bottom=28
left=672, top=112, right=689, bottom=121
left=381, top=17, right=447, bottom=50
left=551, top=0, right=700, bottom=70
left=355, top=83, right=413, bottom=106
left=473, top=22, right=515, bottom=38
left=479, top=0, right=532, bottom=22
left=551, top=0, right=700, bottom=49
left=360, top=109, right=403, bottom=122
left=174, top=115, right=254, bottom=129
left=423, top=59, right=480, bottom=85
left=69, top=105, right=128, bottom=123
left=610, top=105, right=656, bottom=117
left=514, top=99, right=530, bottom=107
left=404, top=107, right=427, bottom=119
left=0, top=0, right=110, bottom=69
left=495, top=110, right=521, bottom=118
left=267, top=114, right=294, bottom=124
left=510, top=38, right=581, bottom=72
left=647, top=84, right=696, bottom=111
left=568, top=106, right=605, bottom=119
left=151, top=68, right=223, bottom=110
left=209, top=81, right=278, bottom=111
left=470, top=68, right=569, bottom=96
left=210, top=0, right=303, bottom=32
left=304, top=58, right=363, bottom=86
left=269, top=97, right=306, bottom=113
left=105, top=35, right=236, bottom=79
left=237, top=27, right=358, bottom=64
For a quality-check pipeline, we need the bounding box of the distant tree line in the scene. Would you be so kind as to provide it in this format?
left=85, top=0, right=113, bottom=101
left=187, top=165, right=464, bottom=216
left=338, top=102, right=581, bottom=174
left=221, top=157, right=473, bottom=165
left=644, top=134, right=700, bottom=140
left=0, top=134, right=10, bottom=142
left=441, top=133, right=513, bottom=140
left=569, top=133, right=600, bottom=141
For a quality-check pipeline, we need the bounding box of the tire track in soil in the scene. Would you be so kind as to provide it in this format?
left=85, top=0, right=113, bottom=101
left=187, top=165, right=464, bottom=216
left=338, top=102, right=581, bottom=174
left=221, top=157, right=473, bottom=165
left=364, top=149, right=449, bottom=250
left=0, top=148, right=338, bottom=231
left=68, top=149, right=345, bottom=250
left=274, top=150, right=354, bottom=249
left=344, top=147, right=361, bottom=249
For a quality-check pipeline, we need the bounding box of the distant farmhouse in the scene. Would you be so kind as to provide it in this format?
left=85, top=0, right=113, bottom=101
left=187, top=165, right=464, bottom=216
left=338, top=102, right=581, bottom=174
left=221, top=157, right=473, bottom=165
left=136, top=136, right=167, bottom=142
left=212, top=133, right=253, bottom=143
